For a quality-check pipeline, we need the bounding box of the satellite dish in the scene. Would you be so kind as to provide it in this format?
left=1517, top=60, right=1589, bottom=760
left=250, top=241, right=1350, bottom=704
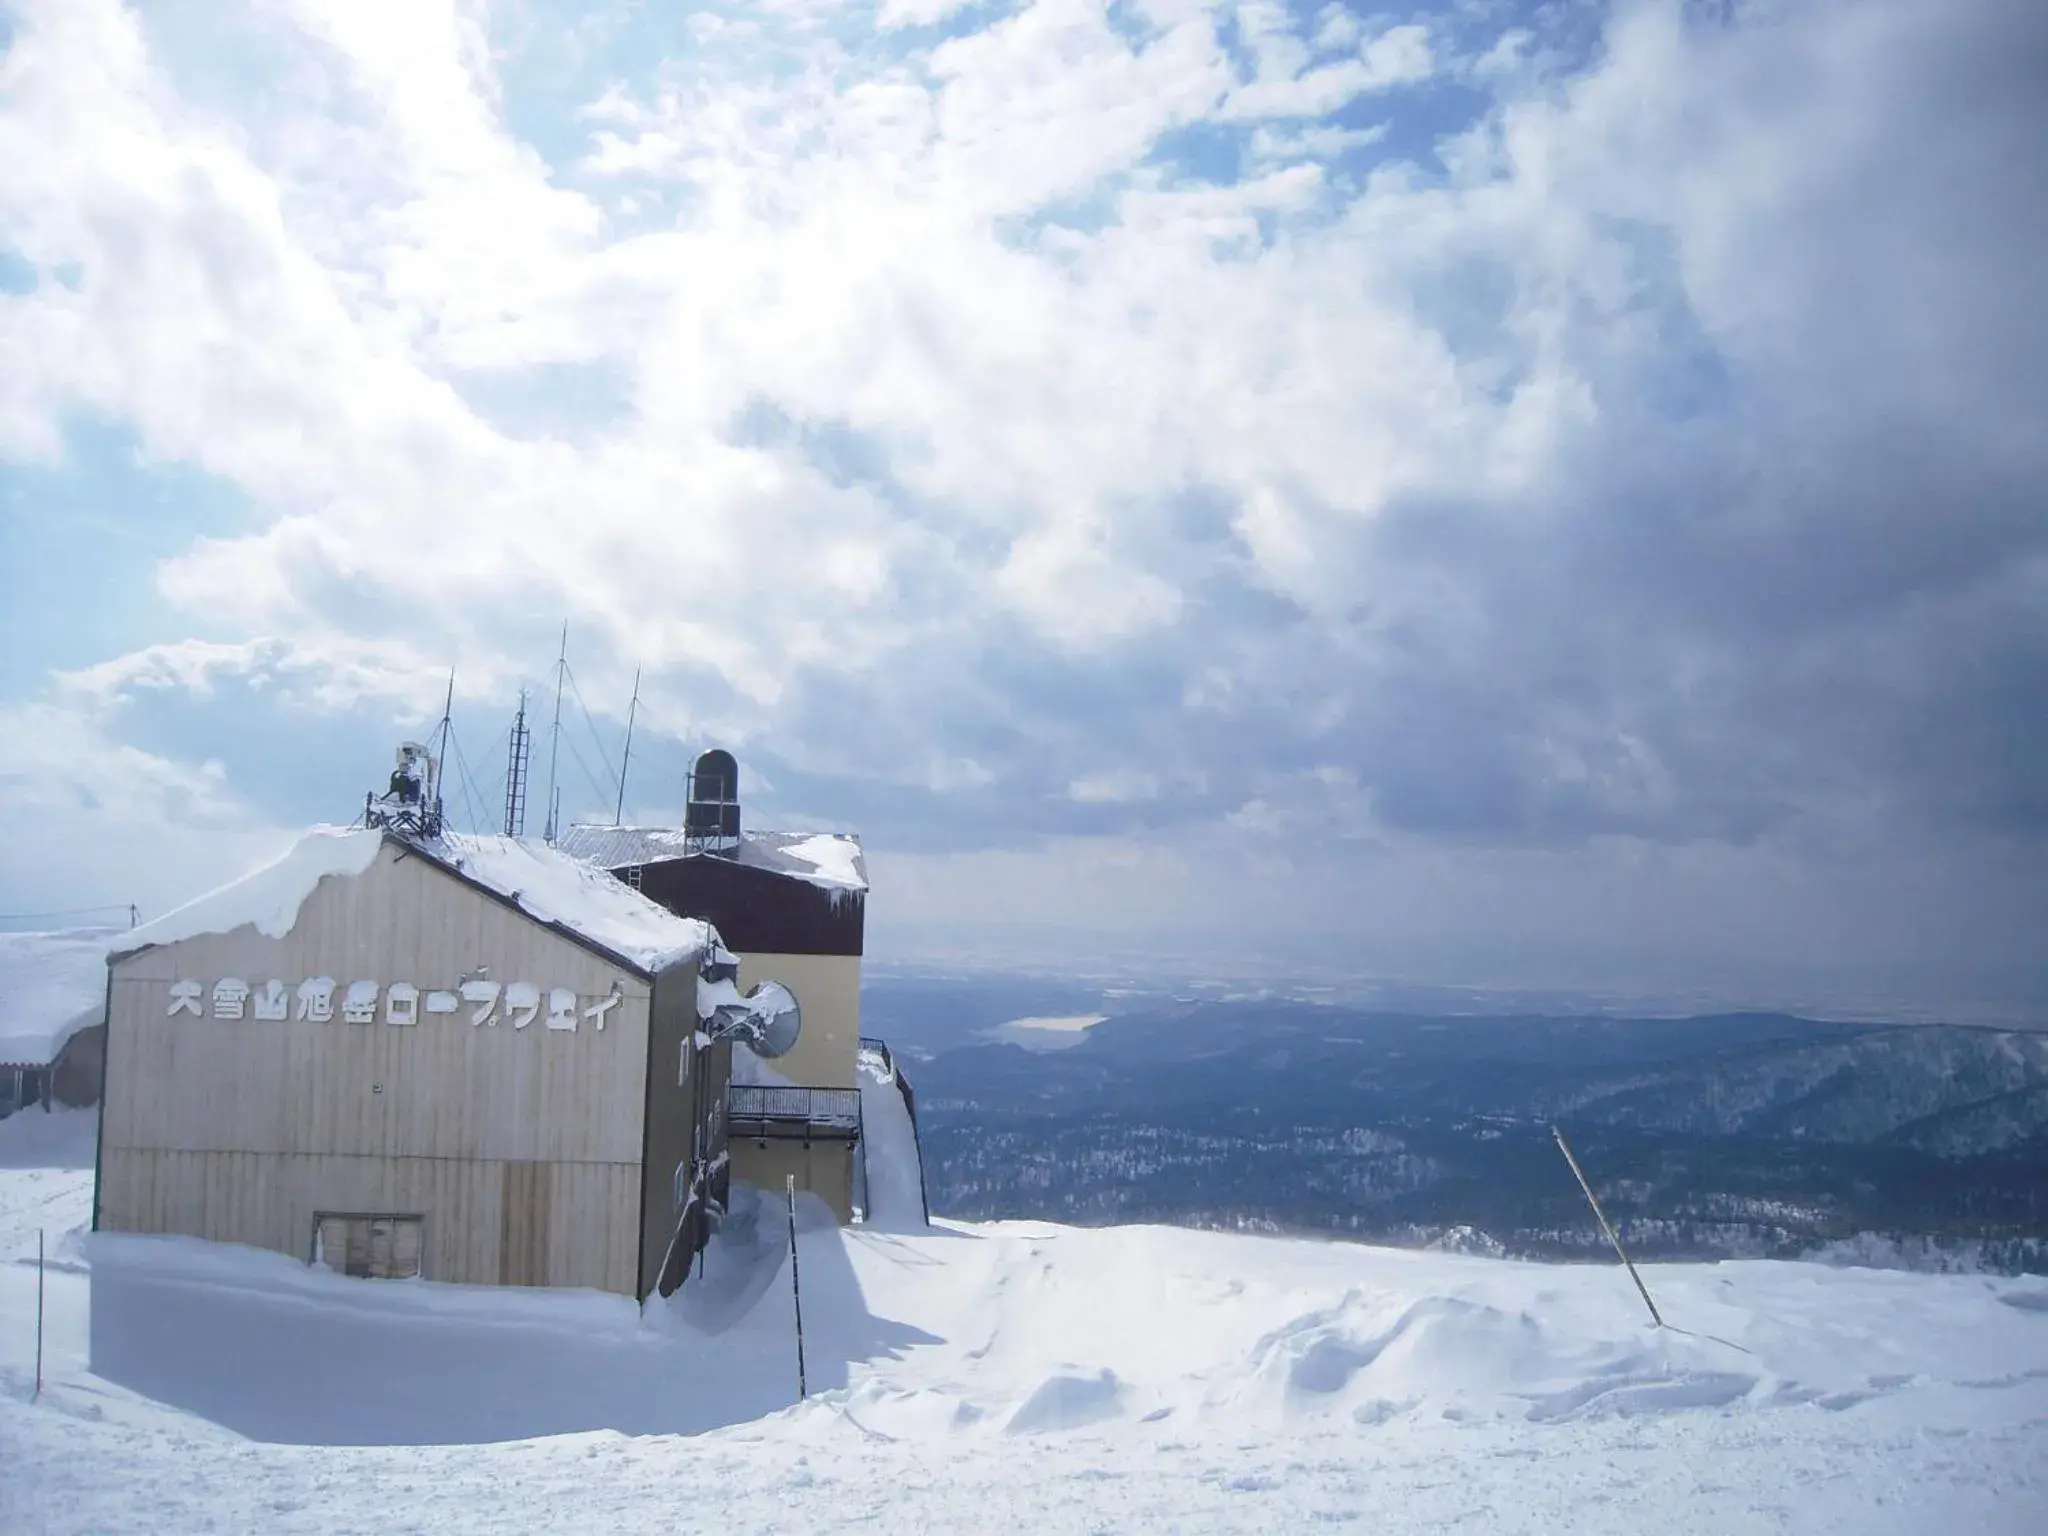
left=741, top=981, right=802, bottom=1058
left=708, top=979, right=802, bottom=1058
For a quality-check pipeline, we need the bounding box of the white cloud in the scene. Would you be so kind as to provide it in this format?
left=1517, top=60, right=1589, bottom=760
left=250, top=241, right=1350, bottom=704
left=1248, top=120, right=1388, bottom=162
left=56, top=635, right=452, bottom=717
left=1216, top=19, right=1431, bottom=121
left=876, top=0, right=982, bottom=30
left=0, top=698, right=292, bottom=918
left=1362, top=23, right=1433, bottom=88
left=1068, top=769, right=1163, bottom=804
left=0, top=0, right=2041, bottom=989
left=0, top=0, right=1503, bottom=723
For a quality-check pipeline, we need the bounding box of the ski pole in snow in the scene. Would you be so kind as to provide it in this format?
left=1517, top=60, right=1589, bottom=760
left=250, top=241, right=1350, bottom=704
left=1552, top=1126, right=1664, bottom=1329
left=786, top=1175, right=807, bottom=1399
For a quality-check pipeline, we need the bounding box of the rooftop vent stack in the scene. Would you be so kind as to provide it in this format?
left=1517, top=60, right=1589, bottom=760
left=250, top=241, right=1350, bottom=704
left=684, top=748, right=741, bottom=855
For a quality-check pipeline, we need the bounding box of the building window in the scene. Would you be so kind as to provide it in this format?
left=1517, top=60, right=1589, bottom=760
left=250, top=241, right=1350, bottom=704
left=313, top=1213, right=424, bottom=1280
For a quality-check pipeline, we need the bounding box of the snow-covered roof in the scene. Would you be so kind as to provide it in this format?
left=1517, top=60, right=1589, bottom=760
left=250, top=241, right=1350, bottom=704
left=557, top=824, right=868, bottom=894
left=425, top=834, right=719, bottom=975
left=112, top=827, right=720, bottom=978
left=115, top=827, right=384, bottom=959
left=0, top=928, right=115, bottom=1067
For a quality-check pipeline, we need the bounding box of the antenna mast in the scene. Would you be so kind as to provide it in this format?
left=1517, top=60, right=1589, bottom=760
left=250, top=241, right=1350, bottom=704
left=543, top=623, right=567, bottom=844
left=615, top=668, right=641, bottom=825
left=504, top=691, right=532, bottom=838
left=430, top=670, right=455, bottom=834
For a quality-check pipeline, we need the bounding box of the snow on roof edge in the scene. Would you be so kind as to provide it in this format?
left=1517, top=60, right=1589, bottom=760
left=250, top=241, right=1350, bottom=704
left=111, top=827, right=719, bottom=979
left=111, top=827, right=382, bottom=959
left=429, top=834, right=717, bottom=976
left=0, top=1004, right=105, bottom=1068
left=0, top=927, right=118, bottom=1066
left=557, top=823, right=870, bottom=894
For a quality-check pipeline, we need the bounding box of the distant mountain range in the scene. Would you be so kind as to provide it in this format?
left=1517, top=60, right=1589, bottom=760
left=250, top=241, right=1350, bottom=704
left=861, top=980, right=2048, bottom=1272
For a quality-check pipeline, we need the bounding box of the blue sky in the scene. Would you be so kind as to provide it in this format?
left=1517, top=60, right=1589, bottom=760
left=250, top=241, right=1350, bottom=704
left=1, top=0, right=2043, bottom=1012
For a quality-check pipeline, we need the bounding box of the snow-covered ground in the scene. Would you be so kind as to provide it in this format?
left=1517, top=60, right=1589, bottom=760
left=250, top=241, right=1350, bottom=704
left=3, top=1109, right=2045, bottom=1533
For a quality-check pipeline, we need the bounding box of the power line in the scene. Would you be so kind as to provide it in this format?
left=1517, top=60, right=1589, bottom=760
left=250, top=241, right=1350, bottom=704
left=0, top=904, right=136, bottom=925
left=563, top=662, right=621, bottom=807
left=558, top=733, right=614, bottom=821
left=445, top=725, right=491, bottom=836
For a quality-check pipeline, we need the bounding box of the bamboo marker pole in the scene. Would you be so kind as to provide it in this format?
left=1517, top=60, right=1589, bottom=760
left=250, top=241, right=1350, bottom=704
left=1552, top=1125, right=1664, bottom=1328
left=786, top=1175, right=808, bottom=1399
left=35, top=1226, right=46, bottom=1400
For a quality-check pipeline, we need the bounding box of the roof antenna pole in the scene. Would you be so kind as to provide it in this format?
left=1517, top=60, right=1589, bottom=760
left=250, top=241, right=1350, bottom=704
left=615, top=668, right=641, bottom=826
left=543, top=623, right=567, bottom=844
left=430, top=669, right=455, bottom=837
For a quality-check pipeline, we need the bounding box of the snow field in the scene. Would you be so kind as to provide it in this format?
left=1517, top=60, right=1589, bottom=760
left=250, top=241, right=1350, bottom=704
left=3, top=1107, right=2046, bottom=1533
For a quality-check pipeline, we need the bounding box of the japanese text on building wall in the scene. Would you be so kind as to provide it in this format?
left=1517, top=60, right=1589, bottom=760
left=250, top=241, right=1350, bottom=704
left=165, top=976, right=625, bottom=1033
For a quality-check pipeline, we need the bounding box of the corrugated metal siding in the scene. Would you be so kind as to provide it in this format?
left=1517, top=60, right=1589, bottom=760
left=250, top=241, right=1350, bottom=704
left=100, top=842, right=652, bottom=1295
left=499, top=1162, right=550, bottom=1287
left=99, top=1149, right=640, bottom=1292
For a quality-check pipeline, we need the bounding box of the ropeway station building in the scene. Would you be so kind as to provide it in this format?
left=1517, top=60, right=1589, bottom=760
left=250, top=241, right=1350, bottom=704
left=91, top=743, right=921, bottom=1298
left=93, top=826, right=802, bottom=1299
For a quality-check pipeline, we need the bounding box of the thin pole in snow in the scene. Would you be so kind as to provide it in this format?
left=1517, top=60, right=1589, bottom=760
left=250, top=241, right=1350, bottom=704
left=1553, top=1125, right=1663, bottom=1328
left=35, top=1226, right=45, bottom=1399
left=786, top=1175, right=807, bottom=1399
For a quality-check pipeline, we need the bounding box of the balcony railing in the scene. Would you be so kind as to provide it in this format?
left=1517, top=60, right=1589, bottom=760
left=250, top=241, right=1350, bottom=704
left=727, top=1084, right=863, bottom=1137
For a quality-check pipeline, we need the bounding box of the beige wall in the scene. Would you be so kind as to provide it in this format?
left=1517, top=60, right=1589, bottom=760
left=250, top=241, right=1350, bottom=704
left=98, top=1149, right=641, bottom=1294
left=100, top=841, right=654, bottom=1294
left=731, top=950, right=861, bottom=1089
left=729, top=1139, right=855, bottom=1224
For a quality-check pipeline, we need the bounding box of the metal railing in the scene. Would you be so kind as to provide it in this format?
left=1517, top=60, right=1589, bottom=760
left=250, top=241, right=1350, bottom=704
left=727, top=1084, right=863, bottom=1135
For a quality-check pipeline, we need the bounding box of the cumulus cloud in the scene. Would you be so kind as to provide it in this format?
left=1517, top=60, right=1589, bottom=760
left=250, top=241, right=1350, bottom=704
left=0, top=0, right=2043, bottom=998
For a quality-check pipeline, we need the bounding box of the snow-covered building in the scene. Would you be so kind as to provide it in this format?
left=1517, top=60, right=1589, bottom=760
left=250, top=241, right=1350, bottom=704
left=0, top=929, right=115, bottom=1119
left=559, top=749, right=873, bottom=1222
left=95, top=828, right=747, bottom=1299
